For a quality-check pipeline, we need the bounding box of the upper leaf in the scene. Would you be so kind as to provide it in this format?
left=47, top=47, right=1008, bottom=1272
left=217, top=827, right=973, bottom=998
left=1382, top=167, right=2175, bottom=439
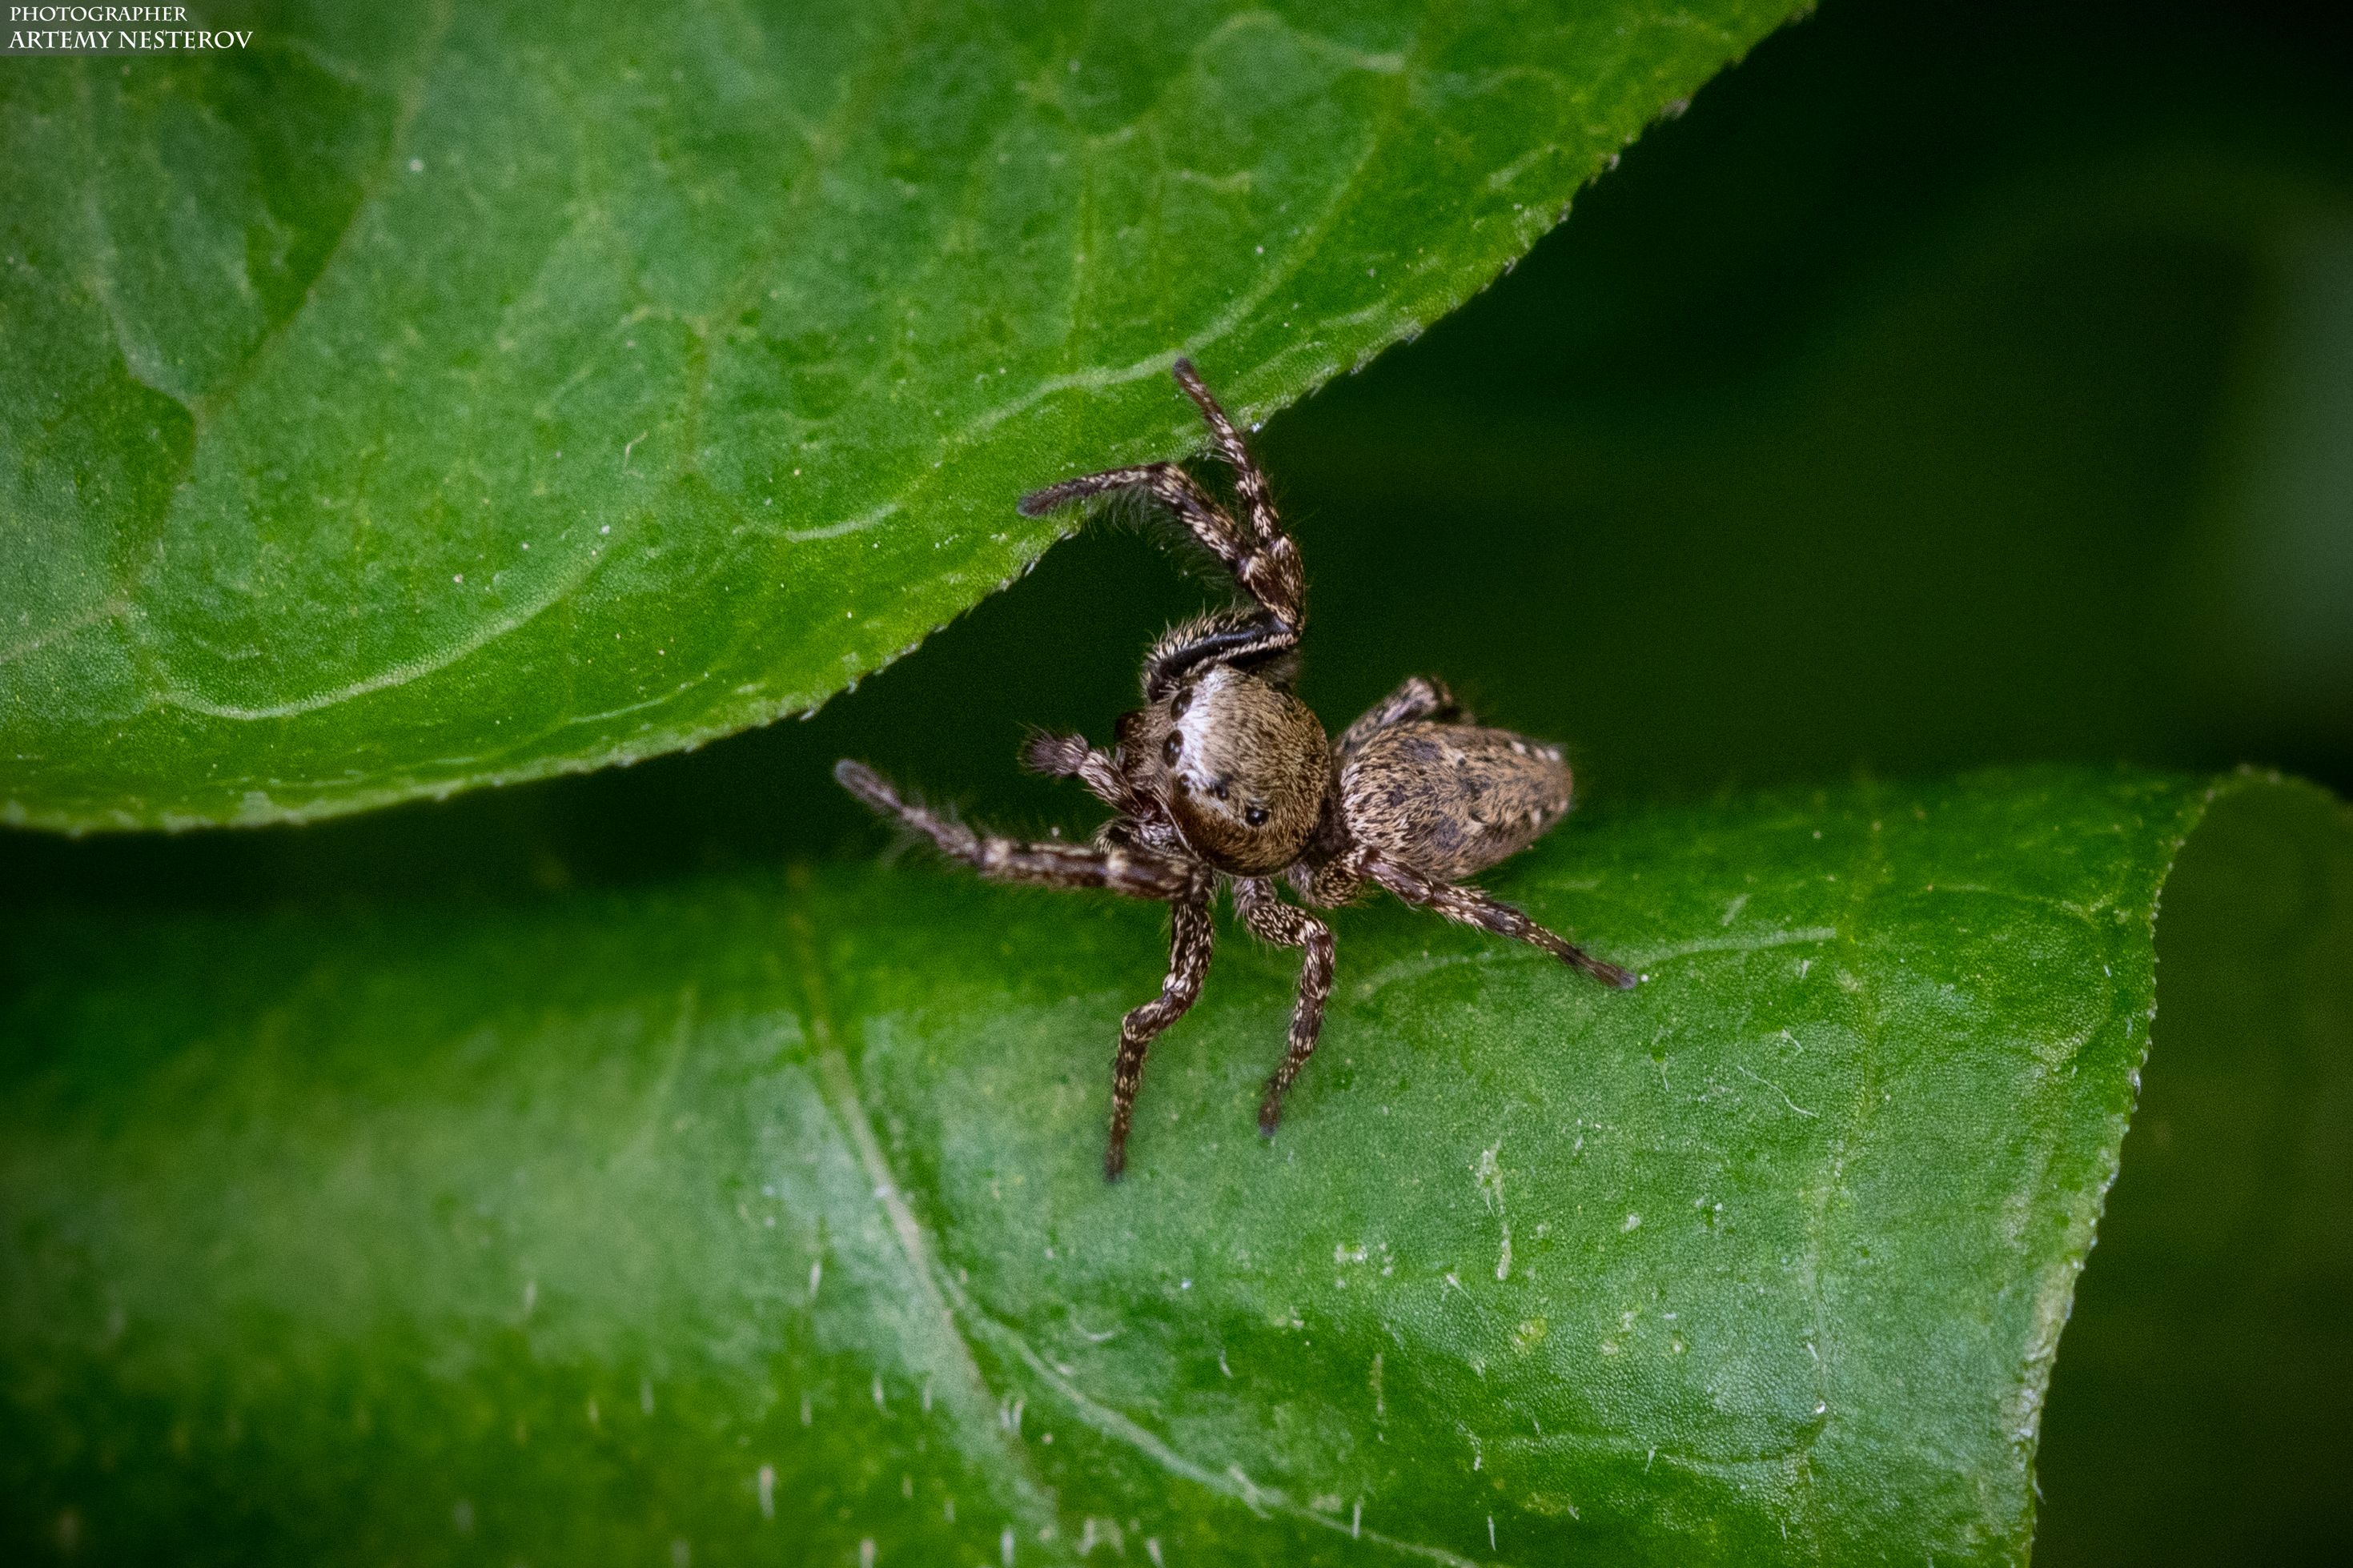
left=0, top=0, right=1800, bottom=831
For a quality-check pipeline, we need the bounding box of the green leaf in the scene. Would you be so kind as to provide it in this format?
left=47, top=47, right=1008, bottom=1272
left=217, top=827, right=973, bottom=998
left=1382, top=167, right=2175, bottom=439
left=6, top=768, right=2347, bottom=1562
left=0, top=0, right=1798, bottom=832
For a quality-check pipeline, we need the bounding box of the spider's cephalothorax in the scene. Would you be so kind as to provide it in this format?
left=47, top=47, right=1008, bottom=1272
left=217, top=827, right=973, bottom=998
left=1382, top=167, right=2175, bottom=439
left=837, top=359, right=1633, bottom=1178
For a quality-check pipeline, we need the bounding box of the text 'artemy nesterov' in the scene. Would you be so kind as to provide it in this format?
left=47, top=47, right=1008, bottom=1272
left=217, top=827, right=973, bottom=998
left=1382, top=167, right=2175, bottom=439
left=8, top=6, right=251, bottom=52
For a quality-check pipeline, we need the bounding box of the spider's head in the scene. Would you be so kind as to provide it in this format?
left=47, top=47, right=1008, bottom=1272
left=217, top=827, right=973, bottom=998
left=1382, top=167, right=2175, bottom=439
left=1126, top=666, right=1328, bottom=875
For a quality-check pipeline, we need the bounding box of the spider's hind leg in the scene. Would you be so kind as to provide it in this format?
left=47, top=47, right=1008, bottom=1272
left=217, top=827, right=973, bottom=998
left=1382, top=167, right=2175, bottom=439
left=1362, top=856, right=1636, bottom=989
left=1335, top=676, right=1462, bottom=757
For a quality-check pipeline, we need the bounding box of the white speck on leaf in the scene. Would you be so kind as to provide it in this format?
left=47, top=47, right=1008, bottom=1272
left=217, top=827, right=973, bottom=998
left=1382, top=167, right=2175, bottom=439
left=1476, top=1146, right=1511, bottom=1279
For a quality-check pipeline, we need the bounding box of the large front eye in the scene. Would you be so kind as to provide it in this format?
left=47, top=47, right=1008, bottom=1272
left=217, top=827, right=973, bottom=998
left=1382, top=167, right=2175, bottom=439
left=1162, top=734, right=1181, bottom=766
left=1244, top=804, right=1269, bottom=827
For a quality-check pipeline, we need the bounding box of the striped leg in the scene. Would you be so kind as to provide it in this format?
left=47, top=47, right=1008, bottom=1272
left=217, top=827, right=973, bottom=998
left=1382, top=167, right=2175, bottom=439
left=1335, top=676, right=1461, bottom=757
left=1232, top=876, right=1338, bottom=1135
left=1106, top=896, right=1215, bottom=1180
left=1361, top=856, right=1636, bottom=989
left=835, top=760, right=1203, bottom=901
left=1018, top=362, right=1306, bottom=636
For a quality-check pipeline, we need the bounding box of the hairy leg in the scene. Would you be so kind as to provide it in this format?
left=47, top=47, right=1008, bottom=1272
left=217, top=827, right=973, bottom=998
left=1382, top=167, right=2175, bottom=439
left=1335, top=675, right=1462, bottom=757
left=1021, top=360, right=1304, bottom=616
left=1018, top=458, right=1305, bottom=637
left=836, top=760, right=1204, bottom=901
left=1361, top=856, right=1636, bottom=989
left=1231, top=876, right=1338, bottom=1135
left=1176, top=357, right=1307, bottom=622
left=1106, top=896, right=1215, bottom=1180
left=1169, top=358, right=1279, bottom=538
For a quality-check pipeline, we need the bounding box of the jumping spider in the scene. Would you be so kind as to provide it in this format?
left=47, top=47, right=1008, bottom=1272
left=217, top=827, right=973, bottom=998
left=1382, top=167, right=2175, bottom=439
left=837, top=359, right=1634, bottom=1179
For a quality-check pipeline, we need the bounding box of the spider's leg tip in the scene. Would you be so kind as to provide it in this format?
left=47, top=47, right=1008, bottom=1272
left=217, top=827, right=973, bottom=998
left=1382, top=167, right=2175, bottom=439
left=833, top=759, right=897, bottom=813
left=1014, top=491, right=1053, bottom=518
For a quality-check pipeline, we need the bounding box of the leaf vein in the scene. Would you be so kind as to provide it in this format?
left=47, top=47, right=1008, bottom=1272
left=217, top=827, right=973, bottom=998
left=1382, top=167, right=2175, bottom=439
left=789, top=906, right=1059, bottom=1542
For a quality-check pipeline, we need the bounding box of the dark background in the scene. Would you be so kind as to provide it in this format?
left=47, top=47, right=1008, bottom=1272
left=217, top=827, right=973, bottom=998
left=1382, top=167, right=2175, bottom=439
left=9, top=1, right=2351, bottom=1559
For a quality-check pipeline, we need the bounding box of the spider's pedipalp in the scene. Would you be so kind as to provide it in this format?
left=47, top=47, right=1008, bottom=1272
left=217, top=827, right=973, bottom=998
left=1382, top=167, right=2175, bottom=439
left=1020, top=729, right=1146, bottom=817
left=1018, top=728, right=1093, bottom=776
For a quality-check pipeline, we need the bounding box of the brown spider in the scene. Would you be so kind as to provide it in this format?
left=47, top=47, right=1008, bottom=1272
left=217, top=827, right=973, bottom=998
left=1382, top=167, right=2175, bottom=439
left=837, top=359, right=1634, bottom=1179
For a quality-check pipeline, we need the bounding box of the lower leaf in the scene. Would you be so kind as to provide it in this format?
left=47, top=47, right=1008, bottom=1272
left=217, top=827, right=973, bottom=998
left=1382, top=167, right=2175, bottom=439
left=3, top=768, right=2346, bottom=1564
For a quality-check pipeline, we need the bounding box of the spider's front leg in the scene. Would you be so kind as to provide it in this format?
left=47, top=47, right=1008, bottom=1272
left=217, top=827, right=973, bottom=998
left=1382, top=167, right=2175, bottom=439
left=1018, top=362, right=1306, bottom=672
left=1232, top=876, right=1337, bottom=1136
left=834, top=760, right=1203, bottom=901
left=837, top=760, right=1220, bottom=1180
left=1361, top=856, right=1636, bottom=989
left=1106, top=896, right=1215, bottom=1180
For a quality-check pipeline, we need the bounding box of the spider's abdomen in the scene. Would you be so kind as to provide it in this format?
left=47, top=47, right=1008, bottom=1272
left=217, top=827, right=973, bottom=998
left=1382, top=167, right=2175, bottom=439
left=1339, top=723, right=1572, bottom=880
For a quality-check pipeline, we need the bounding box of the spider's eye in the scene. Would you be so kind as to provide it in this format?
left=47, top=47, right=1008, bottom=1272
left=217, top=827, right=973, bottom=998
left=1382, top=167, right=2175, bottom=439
left=1244, top=804, right=1269, bottom=827
left=1211, top=780, right=1229, bottom=800
left=1170, top=688, right=1192, bottom=718
left=1162, top=734, right=1182, bottom=766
